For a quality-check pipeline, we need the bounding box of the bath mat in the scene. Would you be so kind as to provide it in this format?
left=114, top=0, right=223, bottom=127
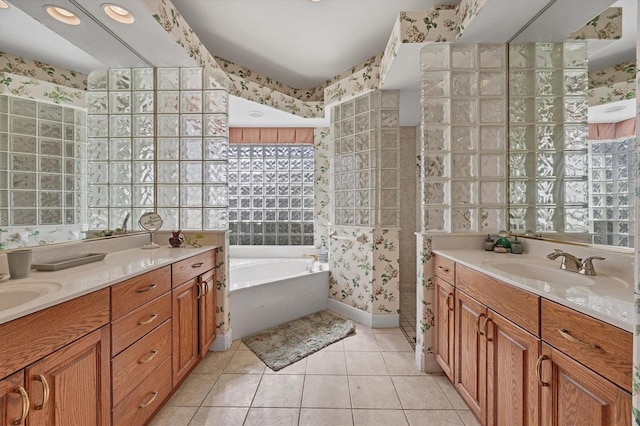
left=241, top=310, right=355, bottom=371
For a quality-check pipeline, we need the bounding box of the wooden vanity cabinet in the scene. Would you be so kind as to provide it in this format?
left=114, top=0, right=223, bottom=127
left=434, top=277, right=455, bottom=381
left=172, top=249, right=217, bottom=385
left=0, top=372, right=24, bottom=426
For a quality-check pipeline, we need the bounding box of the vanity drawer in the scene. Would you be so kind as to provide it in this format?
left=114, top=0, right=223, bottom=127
left=111, top=292, right=171, bottom=355
left=456, top=264, right=539, bottom=336
left=112, top=357, right=172, bottom=426
left=111, top=266, right=171, bottom=319
left=172, top=250, right=215, bottom=287
left=541, top=299, right=632, bottom=391
left=111, top=319, right=172, bottom=406
left=434, top=255, right=455, bottom=284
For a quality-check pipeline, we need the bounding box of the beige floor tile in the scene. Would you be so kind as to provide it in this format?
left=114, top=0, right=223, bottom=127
left=222, top=350, right=266, bottom=374
left=192, top=350, right=234, bottom=374
left=343, top=332, right=381, bottom=352
left=382, top=352, right=424, bottom=376
left=167, top=373, right=219, bottom=407
left=375, top=333, right=415, bottom=352
left=434, top=375, right=470, bottom=410
left=457, top=410, right=480, bottom=426
left=372, top=327, right=403, bottom=334
left=345, top=351, right=389, bottom=375
left=404, top=409, right=464, bottom=426
left=252, top=375, right=305, bottom=407
left=236, top=342, right=252, bottom=351
left=349, top=376, right=401, bottom=409
left=392, top=376, right=452, bottom=410
left=188, top=407, right=248, bottom=426
left=149, top=406, right=197, bottom=426
left=306, top=350, right=347, bottom=375
left=353, top=322, right=374, bottom=333
left=302, top=375, right=351, bottom=408
left=243, top=407, right=300, bottom=426
left=321, top=339, right=345, bottom=351
left=299, top=408, right=353, bottom=426
left=352, top=409, right=408, bottom=425
left=229, top=340, right=242, bottom=351
left=264, top=357, right=308, bottom=375
left=201, top=374, right=261, bottom=407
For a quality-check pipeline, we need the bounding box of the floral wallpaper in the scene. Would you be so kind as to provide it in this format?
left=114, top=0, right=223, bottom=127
left=632, top=37, right=639, bottom=424
left=314, top=127, right=331, bottom=247
left=0, top=51, right=87, bottom=90
left=328, top=226, right=400, bottom=316
left=0, top=72, right=85, bottom=108
left=416, top=233, right=435, bottom=356
left=588, top=61, right=636, bottom=106
left=569, top=7, right=622, bottom=40
left=324, top=54, right=382, bottom=105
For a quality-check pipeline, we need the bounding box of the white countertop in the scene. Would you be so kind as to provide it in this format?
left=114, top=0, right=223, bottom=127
left=434, top=249, right=634, bottom=333
left=0, top=246, right=216, bottom=325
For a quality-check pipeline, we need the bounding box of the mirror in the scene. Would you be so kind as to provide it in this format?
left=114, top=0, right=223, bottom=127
left=508, top=0, right=637, bottom=249
left=139, top=212, right=163, bottom=249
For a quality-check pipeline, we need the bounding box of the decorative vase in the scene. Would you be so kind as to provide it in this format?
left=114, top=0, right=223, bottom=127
left=169, top=231, right=183, bottom=248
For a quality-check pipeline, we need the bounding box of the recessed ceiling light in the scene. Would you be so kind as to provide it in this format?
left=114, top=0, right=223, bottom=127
left=604, top=105, right=626, bottom=114
left=0, top=1, right=9, bottom=10
left=248, top=110, right=264, bottom=118
left=45, top=5, right=80, bottom=25
left=310, top=0, right=321, bottom=3
left=103, top=4, right=134, bottom=24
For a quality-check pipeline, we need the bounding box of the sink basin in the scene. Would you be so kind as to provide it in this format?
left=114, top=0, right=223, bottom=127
left=0, top=282, right=63, bottom=311
left=482, top=261, right=595, bottom=287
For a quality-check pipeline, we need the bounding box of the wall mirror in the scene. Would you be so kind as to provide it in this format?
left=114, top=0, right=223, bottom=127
left=507, top=0, right=637, bottom=249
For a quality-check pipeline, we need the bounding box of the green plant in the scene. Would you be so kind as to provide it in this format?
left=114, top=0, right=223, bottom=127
left=180, top=232, right=204, bottom=248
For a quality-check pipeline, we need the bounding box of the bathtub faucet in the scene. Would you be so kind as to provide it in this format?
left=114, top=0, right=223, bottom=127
left=303, top=253, right=319, bottom=262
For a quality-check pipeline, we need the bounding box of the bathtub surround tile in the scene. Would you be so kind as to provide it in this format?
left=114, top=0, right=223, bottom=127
left=243, top=408, right=300, bottom=426
left=299, top=408, right=353, bottom=426
left=201, top=374, right=261, bottom=407
left=252, top=375, right=305, bottom=407
left=166, top=373, right=219, bottom=407
left=352, top=409, right=408, bottom=426
left=348, top=376, right=402, bottom=409
left=302, top=375, right=351, bottom=408
left=188, top=407, right=249, bottom=426
left=306, top=350, right=348, bottom=375
left=345, top=352, right=389, bottom=375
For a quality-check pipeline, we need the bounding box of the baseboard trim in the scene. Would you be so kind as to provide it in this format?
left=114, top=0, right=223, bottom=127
left=327, top=299, right=399, bottom=328
left=415, top=348, right=443, bottom=373
left=209, top=329, right=233, bottom=351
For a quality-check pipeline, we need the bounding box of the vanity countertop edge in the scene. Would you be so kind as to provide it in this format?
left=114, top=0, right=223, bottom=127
left=0, top=245, right=218, bottom=325
left=433, top=249, right=633, bottom=333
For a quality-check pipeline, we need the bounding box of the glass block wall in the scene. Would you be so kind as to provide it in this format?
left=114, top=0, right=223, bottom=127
left=331, top=90, right=400, bottom=227
left=420, top=44, right=507, bottom=232
left=227, top=144, right=315, bottom=245
left=0, top=95, right=87, bottom=227
left=87, top=68, right=228, bottom=231
left=588, top=137, right=636, bottom=247
left=508, top=42, right=589, bottom=234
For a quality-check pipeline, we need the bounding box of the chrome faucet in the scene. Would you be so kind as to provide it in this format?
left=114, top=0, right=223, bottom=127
left=546, top=249, right=582, bottom=273
left=121, top=212, right=130, bottom=234
left=546, top=249, right=605, bottom=275
left=303, top=253, right=319, bottom=262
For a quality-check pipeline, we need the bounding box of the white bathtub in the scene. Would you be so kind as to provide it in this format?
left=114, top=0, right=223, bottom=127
left=229, top=247, right=329, bottom=339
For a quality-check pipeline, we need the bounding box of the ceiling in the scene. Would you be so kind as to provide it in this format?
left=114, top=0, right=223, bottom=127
left=0, top=0, right=636, bottom=126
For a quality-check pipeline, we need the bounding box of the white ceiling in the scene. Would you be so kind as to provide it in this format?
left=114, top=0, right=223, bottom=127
left=0, top=0, right=636, bottom=125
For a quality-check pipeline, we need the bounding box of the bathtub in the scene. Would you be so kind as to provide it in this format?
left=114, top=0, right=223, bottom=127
left=229, top=246, right=330, bottom=339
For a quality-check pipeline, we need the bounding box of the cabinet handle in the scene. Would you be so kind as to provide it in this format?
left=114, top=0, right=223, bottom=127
left=138, top=349, right=159, bottom=364
left=196, top=282, right=202, bottom=299
left=12, top=386, right=29, bottom=425
left=137, top=283, right=157, bottom=293
left=446, top=293, right=454, bottom=312
left=483, top=317, right=493, bottom=342
left=191, top=262, right=204, bottom=269
left=535, top=355, right=549, bottom=387
left=477, top=313, right=486, bottom=336
left=34, top=375, right=49, bottom=410
left=557, top=328, right=599, bottom=349
left=138, top=391, right=158, bottom=409
left=138, top=313, right=158, bottom=326
left=437, top=265, right=449, bottom=272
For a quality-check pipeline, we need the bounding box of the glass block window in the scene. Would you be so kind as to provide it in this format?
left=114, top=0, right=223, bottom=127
left=228, top=144, right=314, bottom=245
left=0, top=95, right=87, bottom=226
left=588, top=137, right=635, bottom=247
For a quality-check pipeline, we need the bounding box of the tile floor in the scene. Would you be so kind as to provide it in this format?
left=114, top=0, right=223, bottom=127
left=399, top=291, right=417, bottom=349
left=150, top=319, right=478, bottom=426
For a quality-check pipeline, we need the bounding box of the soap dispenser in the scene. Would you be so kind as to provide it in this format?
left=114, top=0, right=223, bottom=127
left=511, top=236, right=523, bottom=254
left=494, top=230, right=511, bottom=253
left=483, top=234, right=494, bottom=251
left=319, top=241, right=328, bottom=263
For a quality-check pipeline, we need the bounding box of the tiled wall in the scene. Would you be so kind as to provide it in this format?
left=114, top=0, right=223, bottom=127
left=399, top=127, right=417, bottom=293
left=420, top=44, right=507, bottom=233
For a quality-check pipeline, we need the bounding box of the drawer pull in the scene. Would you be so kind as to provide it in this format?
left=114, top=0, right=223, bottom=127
left=437, top=265, right=450, bottom=272
left=136, top=283, right=157, bottom=293
left=191, top=262, right=204, bottom=268
left=12, top=386, right=29, bottom=425
left=138, top=313, right=158, bottom=326
left=558, top=328, right=599, bottom=349
left=535, top=355, right=549, bottom=387
left=34, top=375, right=49, bottom=410
left=138, top=391, right=158, bottom=409
left=138, top=349, right=159, bottom=364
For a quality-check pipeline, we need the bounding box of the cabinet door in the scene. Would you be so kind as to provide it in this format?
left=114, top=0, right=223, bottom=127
left=486, top=310, right=540, bottom=426
left=0, top=371, right=27, bottom=426
left=434, top=277, right=455, bottom=381
left=25, top=326, right=111, bottom=426
left=454, top=290, right=487, bottom=422
left=540, top=343, right=631, bottom=426
left=172, top=279, right=200, bottom=385
left=199, top=269, right=217, bottom=358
